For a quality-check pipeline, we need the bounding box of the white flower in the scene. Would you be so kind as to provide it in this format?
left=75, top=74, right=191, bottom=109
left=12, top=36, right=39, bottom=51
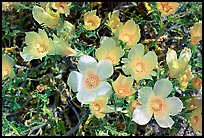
left=67, top=55, right=113, bottom=104
left=132, top=79, right=183, bottom=128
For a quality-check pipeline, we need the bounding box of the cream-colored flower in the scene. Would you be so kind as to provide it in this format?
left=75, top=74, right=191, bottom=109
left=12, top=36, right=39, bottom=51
left=83, top=10, right=101, bottom=30
left=117, top=19, right=141, bottom=48
left=2, top=54, right=15, bottom=80
left=51, top=2, right=72, bottom=14
left=89, top=95, right=114, bottom=118
left=166, top=47, right=191, bottom=79
left=132, top=79, right=183, bottom=128
left=122, top=43, right=158, bottom=82
left=20, top=29, right=53, bottom=61
left=49, top=34, right=76, bottom=56
left=177, top=66, right=192, bottom=91
left=67, top=55, right=113, bottom=104
left=189, top=108, right=202, bottom=133
left=190, top=21, right=202, bottom=45
left=191, top=75, right=202, bottom=89
left=112, top=74, right=135, bottom=99
left=32, top=5, right=60, bottom=28
left=107, top=10, right=120, bottom=33
left=156, top=2, right=179, bottom=17
left=95, top=37, right=124, bottom=65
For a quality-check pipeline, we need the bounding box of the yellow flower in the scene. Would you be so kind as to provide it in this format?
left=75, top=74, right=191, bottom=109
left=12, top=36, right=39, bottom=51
left=132, top=79, right=183, bottom=128
left=189, top=108, right=202, bottom=133
left=122, top=43, right=158, bottom=82
left=129, top=99, right=141, bottom=112
left=166, top=47, right=191, bottom=79
left=190, top=21, right=202, bottom=45
left=51, top=2, right=72, bottom=14
left=112, top=74, right=135, bottom=99
left=20, top=29, right=53, bottom=61
left=83, top=10, right=101, bottom=30
left=89, top=95, right=114, bottom=118
left=50, top=34, right=76, bottom=56
left=32, top=5, right=60, bottom=28
left=156, top=2, right=179, bottom=17
left=185, top=97, right=202, bottom=110
left=192, top=75, right=202, bottom=89
left=177, top=66, right=192, bottom=91
left=2, top=54, right=15, bottom=80
left=107, top=10, right=120, bottom=33
left=67, top=55, right=113, bottom=104
left=2, top=2, right=20, bottom=11
left=118, top=19, right=141, bottom=48
left=95, top=37, right=124, bottom=65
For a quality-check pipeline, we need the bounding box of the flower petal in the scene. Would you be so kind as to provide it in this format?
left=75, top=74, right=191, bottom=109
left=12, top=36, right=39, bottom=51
left=154, top=79, right=173, bottom=98
left=138, top=87, right=155, bottom=105
left=77, top=55, right=97, bottom=74
left=143, top=51, right=158, bottom=71
left=20, top=47, right=37, bottom=61
left=165, top=97, right=183, bottom=116
left=67, top=71, right=83, bottom=92
left=77, top=82, right=112, bottom=104
left=122, top=19, right=137, bottom=35
left=97, top=60, right=113, bottom=80
left=154, top=114, right=174, bottom=128
left=128, top=44, right=144, bottom=60
left=132, top=106, right=153, bottom=125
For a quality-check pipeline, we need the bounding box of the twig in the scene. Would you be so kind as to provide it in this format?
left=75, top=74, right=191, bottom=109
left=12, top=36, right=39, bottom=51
left=27, top=123, right=47, bottom=136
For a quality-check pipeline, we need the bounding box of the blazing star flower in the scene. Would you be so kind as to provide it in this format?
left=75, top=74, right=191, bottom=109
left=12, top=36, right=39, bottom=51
left=107, top=10, right=120, bottom=33
left=112, top=74, right=135, bottom=99
left=156, top=2, right=179, bottom=17
left=166, top=47, right=192, bottom=79
left=2, top=54, right=15, bottom=80
left=177, top=66, right=192, bottom=91
left=117, top=19, right=141, bottom=48
left=95, top=37, right=124, bottom=65
left=49, top=34, right=76, bottom=56
left=67, top=55, right=113, bottom=104
left=83, top=10, right=101, bottom=30
left=190, top=21, right=202, bottom=45
left=122, top=43, right=158, bottom=82
left=132, top=79, right=183, bottom=128
left=189, top=108, right=202, bottom=133
left=192, top=75, right=202, bottom=89
left=20, top=29, right=53, bottom=61
left=185, top=97, right=202, bottom=110
left=32, top=5, right=60, bottom=28
left=89, top=95, right=114, bottom=118
left=51, top=2, right=72, bottom=14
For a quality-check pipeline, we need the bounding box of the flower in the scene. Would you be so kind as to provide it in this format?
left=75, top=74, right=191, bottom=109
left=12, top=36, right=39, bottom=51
left=57, top=21, right=75, bottom=41
left=112, top=74, right=135, bottom=99
left=95, top=37, right=124, bottom=65
left=51, top=2, right=72, bottom=14
left=50, top=34, right=76, bottom=56
left=2, top=2, right=20, bottom=11
left=156, top=2, right=179, bottom=17
left=89, top=95, right=114, bottom=118
left=177, top=66, right=192, bottom=91
left=122, top=43, right=158, bottom=82
left=32, top=5, right=60, bottom=28
left=20, top=29, right=53, bottom=61
left=132, top=79, right=183, bottom=128
left=107, top=10, right=120, bottom=33
left=185, top=97, right=202, bottom=110
left=189, top=108, right=202, bottom=133
left=129, top=99, right=141, bottom=112
left=166, top=47, right=191, bottom=79
left=67, top=55, right=113, bottom=104
left=192, top=75, right=202, bottom=89
left=190, top=21, right=202, bottom=45
left=83, top=10, right=101, bottom=30
left=2, top=54, right=15, bottom=80
left=117, top=19, right=141, bottom=48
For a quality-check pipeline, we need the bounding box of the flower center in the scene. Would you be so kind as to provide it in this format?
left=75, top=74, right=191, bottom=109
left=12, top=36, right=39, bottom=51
left=161, top=2, right=173, bottom=13
left=86, top=17, right=97, bottom=27
left=92, top=103, right=100, bottom=111
left=85, top=73, right=100, bottom=89
left=2, top=67, right=9, bottom=77
left=150, top=97, right=164, bottom=113
left=134, top=62, right=145, bottom=73
left=36, top=43, right=47, bottom=55
left=105, top=56, right=114, bottom=64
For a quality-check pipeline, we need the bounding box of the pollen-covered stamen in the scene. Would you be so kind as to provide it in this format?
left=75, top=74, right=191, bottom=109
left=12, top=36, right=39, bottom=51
left=85, top=73, right=100, bottom=89
left=2, top=67, right=9, bottom=76
left=105, top=56, right=114, bottom=64
left=150, top=97, right=165, bottom=114
left=161, top=2, right=173, bottom=13
left=92, top=103, right=100, bottom=111
left=35, top=43, right=47, bottom=55
left=117, top=87, right=128, bottom=95
left=134, top=61, right=145, bottom=73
